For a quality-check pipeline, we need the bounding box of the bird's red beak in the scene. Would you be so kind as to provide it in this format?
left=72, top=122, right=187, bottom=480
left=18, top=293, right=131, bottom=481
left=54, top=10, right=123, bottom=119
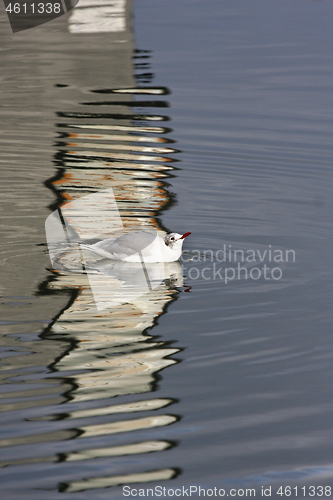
left=180, top=232, right=191, bottom=239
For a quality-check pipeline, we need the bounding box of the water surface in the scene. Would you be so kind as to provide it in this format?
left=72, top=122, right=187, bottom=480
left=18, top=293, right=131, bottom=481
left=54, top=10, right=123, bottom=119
left=0, top=0, right=332, bottom=498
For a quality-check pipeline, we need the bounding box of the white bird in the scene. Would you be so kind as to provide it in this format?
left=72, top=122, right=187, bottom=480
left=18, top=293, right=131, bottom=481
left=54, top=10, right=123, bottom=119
left=80, top=231, right=191, bottom=263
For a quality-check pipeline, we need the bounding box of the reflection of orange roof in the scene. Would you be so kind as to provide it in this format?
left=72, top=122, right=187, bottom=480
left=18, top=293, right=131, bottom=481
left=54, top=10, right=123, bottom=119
left=59, top=193, right=74, bottom=202
left=52, top=173, right=73, bottom=185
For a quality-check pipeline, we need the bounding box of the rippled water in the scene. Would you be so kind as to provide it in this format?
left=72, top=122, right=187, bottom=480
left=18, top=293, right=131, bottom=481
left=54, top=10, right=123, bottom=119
left=0, top=0, right=332, bottom=498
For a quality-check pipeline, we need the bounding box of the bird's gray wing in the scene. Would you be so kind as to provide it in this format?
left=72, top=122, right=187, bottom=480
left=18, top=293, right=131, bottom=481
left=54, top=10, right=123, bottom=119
left=93, top=236, right=116, bottom=250
left=94, top=231, right=157, bottom=257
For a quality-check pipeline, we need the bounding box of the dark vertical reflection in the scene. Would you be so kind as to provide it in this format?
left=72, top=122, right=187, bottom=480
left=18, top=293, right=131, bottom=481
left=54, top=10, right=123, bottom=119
left=43, top=80, right=183, bottom=492
left=0, top=2, right=184, bottom=494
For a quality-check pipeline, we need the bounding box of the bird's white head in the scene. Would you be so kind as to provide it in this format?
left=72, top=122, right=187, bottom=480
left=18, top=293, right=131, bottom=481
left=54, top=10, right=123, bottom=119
left=164, top=232, right=191, bottom=250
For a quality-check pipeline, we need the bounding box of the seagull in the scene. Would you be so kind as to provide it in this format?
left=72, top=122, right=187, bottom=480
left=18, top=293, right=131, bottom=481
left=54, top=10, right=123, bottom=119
left=80, top=231, right=191, bottom=263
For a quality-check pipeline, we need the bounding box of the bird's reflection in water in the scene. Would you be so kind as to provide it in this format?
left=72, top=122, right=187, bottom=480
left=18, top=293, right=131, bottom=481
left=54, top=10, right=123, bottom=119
left=86, top=260, right=183, bottom=309
left=54, top=244, right=183, bottom=309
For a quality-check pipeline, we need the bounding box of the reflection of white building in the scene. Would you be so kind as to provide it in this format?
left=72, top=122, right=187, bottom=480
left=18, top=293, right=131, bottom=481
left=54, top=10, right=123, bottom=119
left=69, top=0, right=126, bottom=34
left=43, top=1, right=181, bottom=492
left=50, top=279, right=180, bottom=401
left=0, top=0, right=183, bottom=493
left=49, top=252, right=181, bottom=491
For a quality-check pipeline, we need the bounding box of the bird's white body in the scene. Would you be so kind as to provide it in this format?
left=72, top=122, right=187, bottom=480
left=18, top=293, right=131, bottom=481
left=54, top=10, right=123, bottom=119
left=80, top=231, right=191, bottom=263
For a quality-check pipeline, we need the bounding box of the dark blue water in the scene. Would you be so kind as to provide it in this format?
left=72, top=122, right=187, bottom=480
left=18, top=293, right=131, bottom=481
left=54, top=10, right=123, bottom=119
left=0, top=1, right=332, bottom=498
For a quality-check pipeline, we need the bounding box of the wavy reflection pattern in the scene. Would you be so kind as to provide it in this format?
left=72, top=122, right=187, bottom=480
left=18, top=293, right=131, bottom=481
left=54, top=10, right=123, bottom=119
left=0, top=85, right=181, bottom=491
left=0, top=19, right=181, bottom=500
left=0, top=2, right=183, bottom=492
left=45, top=80, right=182, bottom=492
left=1, top=1, right=182, bottom=495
